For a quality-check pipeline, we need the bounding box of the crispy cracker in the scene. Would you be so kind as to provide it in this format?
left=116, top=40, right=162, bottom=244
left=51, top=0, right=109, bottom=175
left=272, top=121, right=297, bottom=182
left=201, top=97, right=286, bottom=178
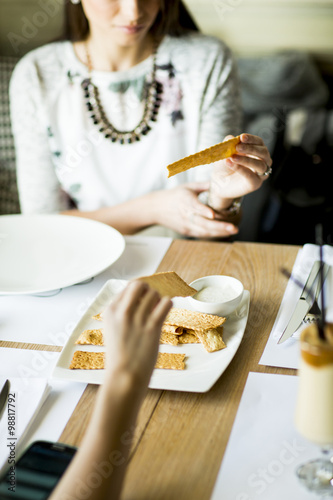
left=162, top=324, right=184, bottom=335
left=167, top=136, right=241, bottom=178
left=155, top=352, right=186, bottom=370
left=164, top=308, right=226, bottom=331
left=195, top=327, right=226, bottom=353
left=178, top=332, right=200, bottom=344
left=135, top=271, right=196, bottom=298
left=69, top=351, right=105, bottom=370
left=160, top=332, right=179, bottom=346
left=69, top=351, right=186, bottom=370
left=92, top=312, right=103, bottom=321
left=75, top=329, right=104, bottom=346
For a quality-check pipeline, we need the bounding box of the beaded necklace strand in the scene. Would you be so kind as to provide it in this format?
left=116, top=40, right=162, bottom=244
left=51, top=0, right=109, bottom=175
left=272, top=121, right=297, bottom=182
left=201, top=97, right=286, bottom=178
left=81, top=42, right=162, bottom=144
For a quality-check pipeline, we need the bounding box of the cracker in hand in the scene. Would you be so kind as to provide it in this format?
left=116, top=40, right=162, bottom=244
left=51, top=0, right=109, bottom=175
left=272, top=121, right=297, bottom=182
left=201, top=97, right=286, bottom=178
left=167, top=136, right=241, bottom=178
left=134, top=271, right=196, bottom=298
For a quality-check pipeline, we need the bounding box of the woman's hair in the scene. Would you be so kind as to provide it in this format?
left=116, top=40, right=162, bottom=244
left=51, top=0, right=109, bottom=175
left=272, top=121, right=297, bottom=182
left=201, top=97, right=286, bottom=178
left=63, top=0, right=199, bottom=42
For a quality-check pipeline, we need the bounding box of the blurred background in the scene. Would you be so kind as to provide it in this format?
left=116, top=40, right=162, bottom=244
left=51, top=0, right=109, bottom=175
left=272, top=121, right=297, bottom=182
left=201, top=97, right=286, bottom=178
left=0, top=0, right=332, bottom=243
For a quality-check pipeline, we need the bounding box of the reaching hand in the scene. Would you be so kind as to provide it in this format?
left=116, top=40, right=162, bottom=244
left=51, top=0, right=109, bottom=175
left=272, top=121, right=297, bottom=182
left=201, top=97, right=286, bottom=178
left=103, top=281, right=172, bottom=389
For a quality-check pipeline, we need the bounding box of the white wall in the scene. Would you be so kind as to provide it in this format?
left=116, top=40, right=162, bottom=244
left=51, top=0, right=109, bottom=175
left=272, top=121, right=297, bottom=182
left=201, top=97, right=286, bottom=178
left=0, top=0, right=64, bottom=57
left=1, top=0, right=333, bottom=71
left=184, top=0, right=333, bottom=69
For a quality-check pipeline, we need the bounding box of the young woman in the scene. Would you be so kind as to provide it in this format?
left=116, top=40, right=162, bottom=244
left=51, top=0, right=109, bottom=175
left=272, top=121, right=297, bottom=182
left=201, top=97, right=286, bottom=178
left=10, top=0, right=272, bottom=238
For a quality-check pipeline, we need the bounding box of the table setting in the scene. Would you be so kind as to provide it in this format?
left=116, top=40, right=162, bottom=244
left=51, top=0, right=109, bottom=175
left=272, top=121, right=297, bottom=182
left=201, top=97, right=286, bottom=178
left=0, top=218, right=172, bottom=345
left=52, top=277, right=250, bottom=392
left=0, top=215, right=171, bottom=478
left=213, top=241, right=333, bottom=500
left=0, top=213, right=332, bottom=499
left=260, top=243, right=333, bottom=370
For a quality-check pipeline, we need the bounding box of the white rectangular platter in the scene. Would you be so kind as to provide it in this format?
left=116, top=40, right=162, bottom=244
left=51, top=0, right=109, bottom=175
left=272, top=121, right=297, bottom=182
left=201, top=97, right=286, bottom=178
left=52, top=279, right=250, bottom=393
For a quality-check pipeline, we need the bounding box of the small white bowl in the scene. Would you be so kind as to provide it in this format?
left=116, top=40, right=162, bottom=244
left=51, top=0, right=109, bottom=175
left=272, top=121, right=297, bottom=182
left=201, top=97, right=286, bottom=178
left=188, top=275, right=244, bottom=316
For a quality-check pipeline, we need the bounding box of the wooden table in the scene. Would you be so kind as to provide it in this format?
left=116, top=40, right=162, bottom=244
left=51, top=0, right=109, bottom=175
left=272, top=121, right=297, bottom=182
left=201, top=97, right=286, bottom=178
left=0, top=240, right=300, bottom=499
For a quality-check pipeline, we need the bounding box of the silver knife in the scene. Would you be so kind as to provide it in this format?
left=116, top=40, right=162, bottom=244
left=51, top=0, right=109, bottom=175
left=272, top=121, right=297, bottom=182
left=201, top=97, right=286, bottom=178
left=277, top=261, right=328, bottom=344
left=0, top=379, right=10, bottom=420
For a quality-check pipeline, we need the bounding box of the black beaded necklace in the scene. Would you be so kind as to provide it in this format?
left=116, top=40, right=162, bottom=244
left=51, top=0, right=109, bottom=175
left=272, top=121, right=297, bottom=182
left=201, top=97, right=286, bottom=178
left=81, top=42, right=162, bottom=144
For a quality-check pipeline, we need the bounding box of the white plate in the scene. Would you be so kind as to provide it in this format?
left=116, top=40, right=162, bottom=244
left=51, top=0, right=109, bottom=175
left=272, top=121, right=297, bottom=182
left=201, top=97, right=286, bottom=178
left=52, top=279, right=250, bottom=393
left=0, top=214, right=125, bottom=294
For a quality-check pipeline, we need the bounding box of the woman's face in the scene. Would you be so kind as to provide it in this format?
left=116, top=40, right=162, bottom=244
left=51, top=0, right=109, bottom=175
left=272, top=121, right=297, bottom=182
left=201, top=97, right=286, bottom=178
left=81, top=0, right=161, bottom=46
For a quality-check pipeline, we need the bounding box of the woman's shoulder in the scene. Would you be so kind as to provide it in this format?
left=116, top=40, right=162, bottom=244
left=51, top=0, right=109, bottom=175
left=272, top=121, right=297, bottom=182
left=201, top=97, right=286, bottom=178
left=180, top=32, right=229, bottom=47
left=165, top=32, right=231, bottom=57
left=10, top=41, right=72, bottom=85
left=162, top=33, right=233, bottom=71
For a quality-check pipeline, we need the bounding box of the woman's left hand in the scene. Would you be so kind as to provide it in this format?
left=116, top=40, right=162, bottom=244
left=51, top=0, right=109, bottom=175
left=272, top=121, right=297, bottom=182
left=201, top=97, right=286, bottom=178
left=209, top=133, right=272, bottom=210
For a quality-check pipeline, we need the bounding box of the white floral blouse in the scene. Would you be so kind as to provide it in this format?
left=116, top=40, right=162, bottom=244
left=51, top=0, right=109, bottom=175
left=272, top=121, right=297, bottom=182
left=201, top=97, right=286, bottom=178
left=10, top=33, right=242, bottom=214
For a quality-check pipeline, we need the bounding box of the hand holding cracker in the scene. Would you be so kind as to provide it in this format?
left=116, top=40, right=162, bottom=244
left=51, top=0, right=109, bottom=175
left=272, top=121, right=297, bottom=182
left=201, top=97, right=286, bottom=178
left=208, top=134, right=273, bottom=212
left=162, top=134, right=272, bottom=239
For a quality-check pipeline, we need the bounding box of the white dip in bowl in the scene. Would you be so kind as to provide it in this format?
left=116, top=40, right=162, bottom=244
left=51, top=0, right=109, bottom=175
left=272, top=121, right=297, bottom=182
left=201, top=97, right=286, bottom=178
left=188, top=275, right=244, bottom=316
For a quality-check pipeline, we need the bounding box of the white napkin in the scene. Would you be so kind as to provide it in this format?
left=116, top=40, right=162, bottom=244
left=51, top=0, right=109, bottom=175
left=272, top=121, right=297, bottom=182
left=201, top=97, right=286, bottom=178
left=211, top=372, right=319, bottom=500
left=0, top=377, right=50, bottom=472
left=260, top=243, right=333, bottom=369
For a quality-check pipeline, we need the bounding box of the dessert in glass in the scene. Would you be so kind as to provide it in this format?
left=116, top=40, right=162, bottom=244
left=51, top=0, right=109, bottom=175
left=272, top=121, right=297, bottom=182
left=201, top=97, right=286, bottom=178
left=294, top=322, right=333, bottom=495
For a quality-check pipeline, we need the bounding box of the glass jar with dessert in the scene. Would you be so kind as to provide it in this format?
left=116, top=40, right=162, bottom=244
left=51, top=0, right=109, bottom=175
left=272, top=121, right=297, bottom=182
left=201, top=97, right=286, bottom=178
left=294, top=322, right=333, bottom=495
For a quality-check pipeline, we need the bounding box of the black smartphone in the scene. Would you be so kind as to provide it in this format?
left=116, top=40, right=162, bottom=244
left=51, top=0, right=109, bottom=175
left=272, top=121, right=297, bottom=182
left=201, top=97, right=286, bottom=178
left=0, top=440, right=77, bottom=499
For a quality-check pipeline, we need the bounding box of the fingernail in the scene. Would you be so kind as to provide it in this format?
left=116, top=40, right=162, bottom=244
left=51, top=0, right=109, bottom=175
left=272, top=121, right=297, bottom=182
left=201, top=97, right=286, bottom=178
left=226, top=225, right=238, bottom=234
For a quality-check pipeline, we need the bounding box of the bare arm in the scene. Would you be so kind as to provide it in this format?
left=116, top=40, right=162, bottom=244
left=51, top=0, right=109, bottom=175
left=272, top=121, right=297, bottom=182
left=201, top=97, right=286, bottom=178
left=61, top=190, right=160, bottom=235
left=61, top=182, right=241, bottom=238
left=49, top=282, right=172, bottom=500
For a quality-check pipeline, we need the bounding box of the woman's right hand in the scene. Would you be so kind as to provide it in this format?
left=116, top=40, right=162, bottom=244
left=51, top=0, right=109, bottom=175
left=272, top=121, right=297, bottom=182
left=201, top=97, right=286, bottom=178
left=154, top=182, right=239, bottom=238
left=103, top=282, right=172, bottom=390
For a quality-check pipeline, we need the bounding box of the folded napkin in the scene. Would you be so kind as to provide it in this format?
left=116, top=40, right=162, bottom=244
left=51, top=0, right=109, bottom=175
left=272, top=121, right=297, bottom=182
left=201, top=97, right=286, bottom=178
left=0, top=377, right=50, bottom=472
left=260, top=243, right=333, bottom=369
left=211, top=372, right=318, bottom=500
left=272, top=243, right=333, bottom=342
